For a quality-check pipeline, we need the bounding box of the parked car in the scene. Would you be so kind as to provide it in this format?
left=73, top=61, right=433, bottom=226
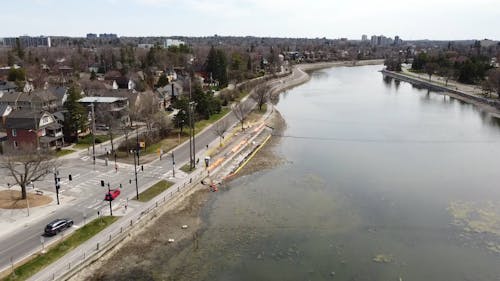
left=44, top=218, right=73, bottom=236
left=96, top=124, right=109, bottom=131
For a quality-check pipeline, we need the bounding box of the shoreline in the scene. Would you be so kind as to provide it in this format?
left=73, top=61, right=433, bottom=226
left=68, top=60, right=383, bottom=280
left=382, top=69, right=500, bottom=118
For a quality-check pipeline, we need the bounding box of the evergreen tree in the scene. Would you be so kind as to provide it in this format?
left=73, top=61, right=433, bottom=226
left=157, top=73, right=169, bottom=88
left=90, top=70, right=97, bottom=80
left=205, top=47, right=228, bottom=87
left=63, top=85, right=87, bottom=142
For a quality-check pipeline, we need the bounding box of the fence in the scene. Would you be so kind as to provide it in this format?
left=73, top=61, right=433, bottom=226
left=27, top=168, right=208, bottom=281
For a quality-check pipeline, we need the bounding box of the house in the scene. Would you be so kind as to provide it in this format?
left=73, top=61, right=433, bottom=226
left=14, top=90, right=59, bottom=112
left=157, top=81, right=183, bottom=107
left=115, top=76, right=136, bottom=90
left=78, top=96, right=130, bottom=126
left=0, top=104, right=13, bottom=129
left=0, top=80, right=17, bottom=93
left=49, top=86, right=68, bottom=107
left=5, top=110, right=64, bottom=149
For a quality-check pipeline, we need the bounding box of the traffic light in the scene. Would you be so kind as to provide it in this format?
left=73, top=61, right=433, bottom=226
left=119, top=183, right=122, bottom=188
left=68, top=174, right=72, bottom=181
left=129, top=179, right=132, bottom=184
left=101, top=180, right=105, bottom=187
left=141, top=165, right=144, bottom=171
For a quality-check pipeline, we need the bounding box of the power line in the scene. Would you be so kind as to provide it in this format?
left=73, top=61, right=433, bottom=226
left=272, top=134, right=500, bottom=144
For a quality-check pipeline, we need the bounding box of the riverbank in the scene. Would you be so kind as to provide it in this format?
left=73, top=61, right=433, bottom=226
left=68, top=60, right=382, bottom=280
left=382, top=69, right=500, bottom=118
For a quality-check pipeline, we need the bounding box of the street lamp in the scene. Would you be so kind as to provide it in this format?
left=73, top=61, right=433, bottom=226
left=88, top=102, right=97, bottom=167
left=53, top=168, right=60, bottom=205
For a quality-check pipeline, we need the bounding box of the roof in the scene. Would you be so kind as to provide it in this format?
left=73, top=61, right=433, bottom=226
left=53, top=111, right=65, bottom=122
left=91, top=89, right=138, bottom=105
left=49, top=86, right=67, bottom=100
left=78, top=96, right=128, bottom=103
left=0, top=104, right=11, bottom=116
left=0, top=81, right=17, bottom=91
left=0, top=92, right=22, bottom=103
left=16, top=91, right=57, bottom=103
left=5, top=110, right=44, bottom=129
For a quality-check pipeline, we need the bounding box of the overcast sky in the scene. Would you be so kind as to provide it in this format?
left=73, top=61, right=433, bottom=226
left=2, top=0, right=499, bottom=40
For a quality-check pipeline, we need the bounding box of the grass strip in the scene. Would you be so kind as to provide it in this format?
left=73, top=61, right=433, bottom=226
left=2, top=216, right=118, bottom=281
left=135, top=180, right=174, bottom=202
left=55, top=149, right=75, bottom=157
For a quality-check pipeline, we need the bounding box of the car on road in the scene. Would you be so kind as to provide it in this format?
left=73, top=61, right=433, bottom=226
left=104, top=189, right=121, bottom=201
left=44, top=218, right=74, bottom=236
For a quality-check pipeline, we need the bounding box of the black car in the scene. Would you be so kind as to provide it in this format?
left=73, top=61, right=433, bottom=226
left=44, top=218, right=73, bottom=236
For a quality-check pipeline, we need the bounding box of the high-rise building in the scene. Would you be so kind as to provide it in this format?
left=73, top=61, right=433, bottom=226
left=0, top=36, right=51, bottom=48
left=99, top=33, right=118, bottom=39
left=86, top=33, right=98, bottom=39
left=362, top=34, right=368, bottom=41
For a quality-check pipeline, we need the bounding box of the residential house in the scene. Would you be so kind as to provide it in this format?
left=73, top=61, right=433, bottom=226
left=15, top=90, right=59, bottom=112
left=0, top=88, right=64, bottom=112
left=0, top=80, right=17, bottom=94
left=5, top=110, right=64, bottom=149
left=49, top=86, right=68, bottom=107
left=78, top=96, right=130, bottom=126
left=115, top=76, right=135, bottom=90
left=0, top=104, right=13, bottom=129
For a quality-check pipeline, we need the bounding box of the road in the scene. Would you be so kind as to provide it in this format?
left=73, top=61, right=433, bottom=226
left=0, top=87, right=256, bottom=273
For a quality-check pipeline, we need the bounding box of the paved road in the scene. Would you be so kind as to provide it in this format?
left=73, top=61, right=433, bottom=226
left=0, top=78, right=260, bottom=273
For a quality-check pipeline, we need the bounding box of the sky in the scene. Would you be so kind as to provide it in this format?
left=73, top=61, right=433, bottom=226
left=2, top=0, right=499, bottom=40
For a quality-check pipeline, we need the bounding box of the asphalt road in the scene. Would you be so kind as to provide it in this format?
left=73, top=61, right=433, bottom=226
left=0, top=92, right=254, bottom=273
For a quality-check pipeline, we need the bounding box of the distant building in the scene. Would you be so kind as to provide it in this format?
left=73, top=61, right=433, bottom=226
left=164, top=39, right=185, bottom=48
left=362, top=35, right=368, bottom=41
left=0, top=36, right=51, bottom=48
left=394, top=36, right=403, bottom=46
left=86, top=33, right=98, bottom=39
left=137, top=43, right=155, bottom=49
left=99, top=33, right=118, bottom=39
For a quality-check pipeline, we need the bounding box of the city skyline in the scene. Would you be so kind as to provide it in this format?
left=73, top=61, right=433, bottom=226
left=1, top=0, right=500, bottom=40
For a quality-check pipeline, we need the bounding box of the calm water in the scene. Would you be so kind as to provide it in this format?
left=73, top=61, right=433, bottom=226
left=165, top=65, right=500, bottom=281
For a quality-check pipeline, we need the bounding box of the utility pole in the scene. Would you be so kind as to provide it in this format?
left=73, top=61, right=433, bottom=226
left=192, top=101, right=196, bottom=169
left=90, top=102, right=96, bottom=167
left=172, top=151, right=175, bottom=178
left=54, top=168, right=60, bottom=205
left=188, top=78, right=193, bottom=169
left=136, top=127, right=140, bottom=166
left=133, top=147, right=139, bottom=200
left=108, top=183, right=113, bottom=216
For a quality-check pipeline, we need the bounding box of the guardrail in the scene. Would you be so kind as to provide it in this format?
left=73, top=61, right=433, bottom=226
left=28, top=167, right=207, bottom=281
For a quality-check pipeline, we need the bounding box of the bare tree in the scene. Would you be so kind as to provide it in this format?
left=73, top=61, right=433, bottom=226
left=0, top=145, right=57, bottom=200
left=212, top=119, right=229, bottom=146
left=232, top=101, right=252, bottom=131
left=252, top=84, right=270, bottom=111
left=425, top=63, right=438, bottom=81
left=486, top=68, right=500, bottom=98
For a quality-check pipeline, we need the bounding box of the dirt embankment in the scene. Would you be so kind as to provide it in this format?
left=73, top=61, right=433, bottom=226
left=71, top=186, right=210, bottom=281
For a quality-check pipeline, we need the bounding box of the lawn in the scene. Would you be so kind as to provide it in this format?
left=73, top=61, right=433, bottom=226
left=55, top=149, right=75, bottom=157
left=73, top=135, right=110, bottom=149
left=2, top=216, right=118, bottom=281
left=180, top=163, right=195, bottom=174
left=135, top=180, right=174, bottom=202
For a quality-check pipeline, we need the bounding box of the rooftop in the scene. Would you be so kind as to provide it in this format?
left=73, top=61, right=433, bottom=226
left=78, top=96, right=128, bottom=103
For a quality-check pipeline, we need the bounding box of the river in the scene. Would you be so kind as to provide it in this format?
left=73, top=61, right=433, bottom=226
left=98, top=65, right=500, bottom=281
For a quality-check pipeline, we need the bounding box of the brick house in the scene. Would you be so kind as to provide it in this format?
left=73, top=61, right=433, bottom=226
left=5, top=110, right=64, bottom=149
